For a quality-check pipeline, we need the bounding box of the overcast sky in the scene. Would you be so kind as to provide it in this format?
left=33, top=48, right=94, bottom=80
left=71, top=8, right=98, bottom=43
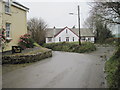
left=16, top=0, right=93, bottom=28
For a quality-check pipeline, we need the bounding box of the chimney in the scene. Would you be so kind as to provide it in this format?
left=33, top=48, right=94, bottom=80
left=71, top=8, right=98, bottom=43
left=53, top=26, right=56, bottom=36
left=72, top=25, right=75, bottom=29
left=53, top=26, right=56, bottom=42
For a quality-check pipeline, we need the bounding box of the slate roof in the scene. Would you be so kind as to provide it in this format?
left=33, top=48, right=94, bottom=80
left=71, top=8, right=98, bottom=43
left=45, top=27, right=95, bottom=37
left=3, top=0, right=29, bottom=11
left=45, top=28, right=62, bottom=37
left=12, top=1, right=29, bottom=10
left=71, top=28, right=95, bottom=37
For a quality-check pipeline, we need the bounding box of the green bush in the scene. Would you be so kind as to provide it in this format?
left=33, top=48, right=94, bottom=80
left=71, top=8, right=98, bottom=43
left=105, top=46, right=120, bottom=88
left=43, top=42, right=96, bottom=53
left=18, top=34, right=35, bottom=49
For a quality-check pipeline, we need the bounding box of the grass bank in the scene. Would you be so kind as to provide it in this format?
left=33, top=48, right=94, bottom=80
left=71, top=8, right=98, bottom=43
left=43, top=42, right=96, bottom=53
left=105, top=46, right=120, bottom=88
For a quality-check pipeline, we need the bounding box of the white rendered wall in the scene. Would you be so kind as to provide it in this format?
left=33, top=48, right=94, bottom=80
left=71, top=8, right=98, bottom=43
left=54, top=27, right=79, bottom=43
left=46, top=27, right=95, bottom=43
left=83, top=37, right=95, bottom=43
left=90, top=37, right=95, bottom=43
left=46, top=36, right=95, bottom=43
left=46, top=37, right=54, bottom=43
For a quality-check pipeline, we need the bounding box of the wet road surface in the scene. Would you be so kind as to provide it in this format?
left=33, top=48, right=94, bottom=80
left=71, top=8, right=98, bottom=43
left=3, top=47, right=115, bottom=88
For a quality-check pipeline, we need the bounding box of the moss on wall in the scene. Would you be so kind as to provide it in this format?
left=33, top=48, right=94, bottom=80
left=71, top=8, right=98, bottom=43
left=2, top=50, right=52, bottom=64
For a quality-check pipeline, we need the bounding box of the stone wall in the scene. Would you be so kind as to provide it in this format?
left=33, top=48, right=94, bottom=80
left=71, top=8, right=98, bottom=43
left=2, top=50, right=52, bottom=64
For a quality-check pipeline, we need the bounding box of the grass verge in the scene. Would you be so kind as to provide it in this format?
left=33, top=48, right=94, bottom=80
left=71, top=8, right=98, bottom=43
left=105, top=46, right=120, bottom=88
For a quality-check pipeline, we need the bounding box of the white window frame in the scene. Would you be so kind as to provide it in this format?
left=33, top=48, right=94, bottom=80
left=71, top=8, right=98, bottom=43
left=81, top=37, right=85, bottom=40
left=66, top=29, right=68, bottom=33
left=6, top=23, right=11, bottom=37
left=88, top=37, right=91, bottom=41
left=5, top=0, right=11, bottom=13
left=59, top=37, right=61, bottom=42
left=66, top=37, right=69, bottom=42
left=73, top=37, right=74, bottom=41
left=48, top=37, right=52, bottom=42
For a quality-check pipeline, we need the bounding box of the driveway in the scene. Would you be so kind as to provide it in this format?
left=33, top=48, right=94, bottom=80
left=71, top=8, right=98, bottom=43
left=2, top=46, right=115, bottom=88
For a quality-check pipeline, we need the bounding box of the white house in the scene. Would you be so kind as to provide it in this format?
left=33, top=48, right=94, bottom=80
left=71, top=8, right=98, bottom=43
left=45, top=26, right=95, bottom=43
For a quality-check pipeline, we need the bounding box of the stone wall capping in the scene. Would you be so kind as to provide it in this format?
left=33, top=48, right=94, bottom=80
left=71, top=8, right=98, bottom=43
left=2, top=48, right=52, bottom=64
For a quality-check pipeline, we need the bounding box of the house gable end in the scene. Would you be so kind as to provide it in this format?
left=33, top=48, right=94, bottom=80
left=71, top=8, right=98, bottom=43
left=54, top=27, right=67, bottom=37
left=54, top=27, right=79, bottom=38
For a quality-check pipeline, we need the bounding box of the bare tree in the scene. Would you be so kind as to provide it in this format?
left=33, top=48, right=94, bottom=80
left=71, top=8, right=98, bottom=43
left=84, top=2, right=114, bottom=43
left=91, top=1, right=120, bottom=25
left=27, top=18, right=47, bottom=45
left=83, top=13, right=95, bottom=29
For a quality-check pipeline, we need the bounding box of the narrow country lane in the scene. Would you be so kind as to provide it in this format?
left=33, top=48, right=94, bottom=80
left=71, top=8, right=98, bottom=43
left=3, top=47, right=115, bottom=88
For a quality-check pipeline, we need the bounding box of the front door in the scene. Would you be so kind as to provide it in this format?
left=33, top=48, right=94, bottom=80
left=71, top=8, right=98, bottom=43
left=66, top=37, right=69, bottom=42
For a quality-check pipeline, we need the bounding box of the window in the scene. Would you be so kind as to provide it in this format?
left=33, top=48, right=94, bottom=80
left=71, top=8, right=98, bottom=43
left=66, top=37, right=69, bottom=42
left=73, top=37, right=74, bottom=41
left=6, top=23, right=10, bottom=37
left=59, top=37, right=61, bottom=42
left=48, top=37, right=52, bottom=42
left=66, top=29, right=68, bottom=33
left=5, top=5, right=10, bottom=13
left=5, top=1, right=10, bottom=13
left=81, top=37, right=85, bottom=40
left=88, top=37, right=90, bottom=41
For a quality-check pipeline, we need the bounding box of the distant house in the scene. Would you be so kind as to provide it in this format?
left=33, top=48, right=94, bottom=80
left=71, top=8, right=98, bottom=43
left=110, top=24, right=120, bottom=38
left=0, top=0, right=29, bottom=51
left=45, top=26, right=95, bottom=43
left=113, top=33, right=120, bottom=38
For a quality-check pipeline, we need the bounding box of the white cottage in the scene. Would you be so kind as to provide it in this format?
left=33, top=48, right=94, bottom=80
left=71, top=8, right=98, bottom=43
left=45, top=26, right=95, bottom=43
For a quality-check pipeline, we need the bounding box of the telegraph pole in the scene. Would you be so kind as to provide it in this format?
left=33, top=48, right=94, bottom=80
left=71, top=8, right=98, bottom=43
left=78, top=5, right=81, bottom=45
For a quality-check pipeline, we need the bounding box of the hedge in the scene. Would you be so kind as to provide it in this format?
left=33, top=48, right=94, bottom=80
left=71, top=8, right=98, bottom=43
left=105, top=46, right=120, bottom=88
left=43, top=42, right=96, bottom=53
